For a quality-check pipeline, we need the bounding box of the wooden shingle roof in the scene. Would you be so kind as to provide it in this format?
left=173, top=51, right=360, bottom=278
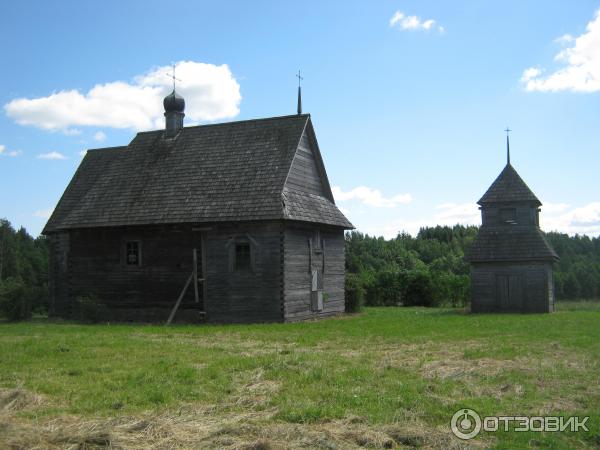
left=478, top=164, right=541, bottom=205
left=43, top=114, right=353, bottom=233
left=465, top=227, right=559, bottom=262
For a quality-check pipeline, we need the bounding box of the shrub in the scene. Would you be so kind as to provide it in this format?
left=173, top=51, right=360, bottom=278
left=403, top=271, right=436, bottom=307
left=345, top=273, right=365, bottom=313
left=368, top=270, right=405, bottom=306
left=0, top=278, right=33, bottom=321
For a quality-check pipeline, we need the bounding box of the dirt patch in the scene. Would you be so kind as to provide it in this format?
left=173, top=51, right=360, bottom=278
left=420, top=355, right=521, bottom=380
left=377, top=341, right=590, bottom=381
left=0, top=387, right=44, bottom=413
left=232, top=368, right=281, bottom=409
left=537, top=397, right=583, bottom=415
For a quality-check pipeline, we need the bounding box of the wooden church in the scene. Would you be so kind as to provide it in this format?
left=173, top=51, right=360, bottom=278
left=466, top=135, right=559, bottom=313
left=43, top=86, right=353, bottom=323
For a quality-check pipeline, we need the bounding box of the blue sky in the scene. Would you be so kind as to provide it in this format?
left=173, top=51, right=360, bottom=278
left=1, top=0, right=599, bottom=238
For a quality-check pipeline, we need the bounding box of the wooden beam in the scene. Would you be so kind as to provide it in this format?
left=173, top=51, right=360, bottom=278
left=201, top=233, right=207, bottom=304
left=308, top=238, right=312, bottom=273
left=166, top=273, right=193, bottom=325
left=193, top=248, right=199, bottom=304
left=322, top=239, right=326, bottom=274
left=192, top=226, right=213, bottom=232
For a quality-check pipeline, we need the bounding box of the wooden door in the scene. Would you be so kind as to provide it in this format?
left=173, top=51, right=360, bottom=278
left=495, top=274, right=522, bottom=311
left=508, top=275, right=523, bottom=310
left=496, top=275, right=510, bottom=310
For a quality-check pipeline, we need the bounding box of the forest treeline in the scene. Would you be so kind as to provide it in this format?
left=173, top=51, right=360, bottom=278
left=0, top=219, right=599, bottom=319
left=0, top=219, right=49, bottom=319
left=344, top=225, right=600, bottom=310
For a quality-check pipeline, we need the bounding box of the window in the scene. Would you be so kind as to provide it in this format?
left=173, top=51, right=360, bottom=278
left=125, top=241, right=141, bottom=266
left=235, top=242, right=251, bottom=271
left=311, top=268, right=324, bottom=311
left=500, top=208, right=517, bottom=225
left=313, top=230, right=322, bottom=251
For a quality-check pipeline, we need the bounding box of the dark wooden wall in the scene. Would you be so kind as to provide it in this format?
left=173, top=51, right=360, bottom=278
left=481, top=202, right=539, bottom=226
left=470, top=261, right=554, bottom=313
left=59, top=225, right=204, bottom=322
left=283, top=223, right=345, bottom=321
left=47, top=221, right=286, bottom=323
left=203, top=222, right=283, bottom=323
left=48, top=232, right=70, bottom=317
left=48, top=220, right=347, bottom=323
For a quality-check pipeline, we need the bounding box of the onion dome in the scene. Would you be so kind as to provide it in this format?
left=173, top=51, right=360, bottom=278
left=163, top=89, right=185, bottom=113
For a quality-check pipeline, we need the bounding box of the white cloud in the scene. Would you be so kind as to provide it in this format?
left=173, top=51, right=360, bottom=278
left=355, top=201, right=600, bottom=240
left=33, top=208, right=54, bottom=219
left=555, top=33, right=575, bottom=44
left=434, top=202, right=480, bottom=225
left=4, top=61, right=242, bottom=132
left=0, top=144, right=22, bottom=157
left=367, top=203, right=479, bottom=238
left=93, top=131, right=107, bottom=142
left=542, top=202, right=600, bottom=236
left=390, top=10, right=444, bottom=33
left=62, top=128, right=82, bottom=136
left=522, top=9, right=600, bottom=92
left=38, top=151, right=67, bottom=160
left=332, top=185, right=412, bottom=208
left=79, top=150, right=87, bottom=157
left=520, top=67, right=542, bottom=83
left=541, top=202, right=570, bottom=214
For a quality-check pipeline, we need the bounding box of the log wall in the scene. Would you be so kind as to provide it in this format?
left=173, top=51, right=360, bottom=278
left=283, top=223, right=345, bottom=321
left=471, top=261, right=554, bottom=313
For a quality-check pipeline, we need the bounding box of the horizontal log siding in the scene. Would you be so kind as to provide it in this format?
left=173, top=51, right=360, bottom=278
left=471, top=261, right=553, bottom=313
left=60, top=221, right=283, bottom=323
left=48, top=233, right=70, bottom=317
left=204, top=222, right=282, bottom=323
left=67, top=225, right=203, bottom=322
left=283, top=224, right=345, bottom=321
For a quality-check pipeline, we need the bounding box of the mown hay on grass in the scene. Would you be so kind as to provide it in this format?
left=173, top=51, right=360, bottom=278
left=1, top=403, right=484, bottom=450
left=0, top=387, right=44, bottom=413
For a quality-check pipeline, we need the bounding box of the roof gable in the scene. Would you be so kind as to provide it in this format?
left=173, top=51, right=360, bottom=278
left=478, top=164, right=541, bottom=205
left=44, top=114, right=353, bottom=233
left=284, top=121, right=334, bottom=200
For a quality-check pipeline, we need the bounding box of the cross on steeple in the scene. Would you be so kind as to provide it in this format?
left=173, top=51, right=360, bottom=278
left=505, top=127, right=511, bottom=165
left=166, top=64, right=181, bottom=91
left=296, top=70, right=303, bottom=115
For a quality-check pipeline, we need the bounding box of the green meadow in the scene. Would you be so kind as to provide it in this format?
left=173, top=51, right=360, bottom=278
left=1, top=303, right=599, bottom=449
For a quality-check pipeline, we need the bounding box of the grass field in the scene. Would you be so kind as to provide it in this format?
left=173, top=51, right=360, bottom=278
left=1, top=303, right=599, bottom=449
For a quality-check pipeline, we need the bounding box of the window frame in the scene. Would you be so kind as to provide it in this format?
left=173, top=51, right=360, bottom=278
left=124, top=240, right=142, bottom=267
left=313, top=229, right=322, bottom=252
left=234, top=241, right=252, bottom=272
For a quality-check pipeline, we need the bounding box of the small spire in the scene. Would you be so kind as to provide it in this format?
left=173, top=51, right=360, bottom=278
left=505, top=127, right=511, bottom=165
left=296, top=70, right=303, bottom=115
left=167, top=63, right=181, bottom=91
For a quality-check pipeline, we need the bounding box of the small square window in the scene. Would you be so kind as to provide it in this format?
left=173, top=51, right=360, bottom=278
left=235, top=242, right=251, bottom=271
left=126, top=241, right=141, bottom=266
left=500, top=208, right=517, bottom=225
